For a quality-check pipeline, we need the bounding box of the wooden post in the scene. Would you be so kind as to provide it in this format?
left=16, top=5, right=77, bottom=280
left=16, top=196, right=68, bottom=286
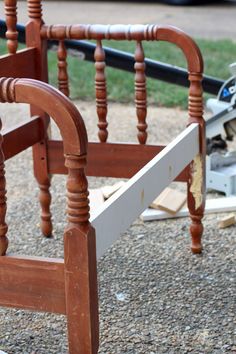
left=0, top=78, right=17, bottom=255
left=26, top=0, right=53, bottom=237
left=0, top=120, right=8, bottom=256
left=57, top=40, right=70, bottom=97
left=95, top=40, right=108, bottom=143
left=64, top=154, right=99, bottom=354
left=187, top=72, right=206, bottom=254
left=134, top=41, right=147, bottom=144
left=4, top=0, right=18, bottom=54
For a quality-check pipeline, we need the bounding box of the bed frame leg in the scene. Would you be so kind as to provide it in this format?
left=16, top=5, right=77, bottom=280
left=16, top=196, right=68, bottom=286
left=26, top=0, right=53, bottom=237
left=32, top=134, right=53, bottom=237
left=189, top=212, right=204, bottom=254
left=0, top=121, right=8, bottom=256
left=64, top=155, right=99, bottom=353
left=187, top=72, right=206, bottom=254
left=187, top=153, right=205, bottom=254
left=64, top=226, right=99, bottom=354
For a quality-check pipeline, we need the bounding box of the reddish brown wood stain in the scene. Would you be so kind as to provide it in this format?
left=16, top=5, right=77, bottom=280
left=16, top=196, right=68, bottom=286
left=0, top=0, right=205, bottom=352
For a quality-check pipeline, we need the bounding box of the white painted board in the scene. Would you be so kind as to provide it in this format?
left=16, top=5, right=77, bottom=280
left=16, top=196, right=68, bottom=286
left=91, top=123, right=199, bottom=259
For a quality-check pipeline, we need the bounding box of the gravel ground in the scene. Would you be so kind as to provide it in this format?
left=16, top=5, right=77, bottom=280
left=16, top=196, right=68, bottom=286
left=0, top=102, right=235, bottom=353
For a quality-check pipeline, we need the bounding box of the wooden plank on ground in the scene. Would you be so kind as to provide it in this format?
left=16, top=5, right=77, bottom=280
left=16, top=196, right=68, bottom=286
left=101, top=181, right=126, bottom=200
left=91, top=123, right=199, bottom=259
left=150, top=187, right=186, bottom=214
left=141, top=196, right=236, bottom=221
left=218, top=213, right=236, bottom=228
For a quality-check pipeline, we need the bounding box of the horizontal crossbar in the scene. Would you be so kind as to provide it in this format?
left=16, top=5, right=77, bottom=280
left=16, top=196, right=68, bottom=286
left=2, top=117, right=44, bottom=160
left=0, top=255, right=66, bottom=314
left=48, top=141, right=189, bottom=181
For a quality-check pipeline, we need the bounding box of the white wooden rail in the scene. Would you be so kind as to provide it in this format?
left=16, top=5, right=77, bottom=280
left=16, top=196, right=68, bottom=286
left=91, top=123, right=200, bottom=259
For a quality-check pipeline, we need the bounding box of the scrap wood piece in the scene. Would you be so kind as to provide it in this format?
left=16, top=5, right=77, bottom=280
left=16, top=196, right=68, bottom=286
left=141, top=196, right=236, bottom=221
left=150, top=187, right=186, bottom=215
left=101, top=181, right=126, bottom=200
left=218, top=213, right=236, bottom=229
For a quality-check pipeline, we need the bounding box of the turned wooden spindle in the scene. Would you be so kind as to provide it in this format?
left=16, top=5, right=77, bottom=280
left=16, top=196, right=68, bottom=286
left=38, top=179, right=52, bottom=237
left=188, top=73, right=205, bottom=254
left=94, top=40, right=108, bottom=142
left=134, top=41, right=147, bottom=144
left=27, top=0, right=53, bottom=237
left=65, top=155, right=90, bottom=226
left=57, top=40, right=70, bottom=97
left=0, top=120, right=8, bottom=256
left=64, top=154, right=99, bottom=353
left=4, top=0, right=18, bottom=54
left=27, top=0, right=43, bottom=20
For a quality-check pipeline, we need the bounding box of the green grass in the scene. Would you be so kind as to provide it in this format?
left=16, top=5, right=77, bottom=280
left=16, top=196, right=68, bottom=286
left=1, top=38, right=236, bottom=108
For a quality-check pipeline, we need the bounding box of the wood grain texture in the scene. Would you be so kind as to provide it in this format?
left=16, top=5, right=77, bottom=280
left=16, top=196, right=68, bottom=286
left=0, top=255, right=65, bottom=313
left=150, top=187, right=186, bottom=215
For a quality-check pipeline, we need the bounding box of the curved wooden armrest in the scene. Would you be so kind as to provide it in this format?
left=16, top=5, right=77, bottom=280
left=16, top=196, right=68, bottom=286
left=0, top=77, right=87, bottom=156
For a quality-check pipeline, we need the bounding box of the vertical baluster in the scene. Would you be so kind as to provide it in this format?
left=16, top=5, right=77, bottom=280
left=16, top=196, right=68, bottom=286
left=94, top=40, right=108, bottom=142
left=4, top=0, right=18, bottom=54
left=27, top=0, right=43, bottom=20
left=187, top=72, right=205, bottom=254
left=0, top=120, right=8, bottom=256
left=27, top=0, right=53, bottom=237
left=64, top=154, right=99, bottom=353
left=134, top=41, right=147, bottom=144
left=57, top=40, right=70, bottom=97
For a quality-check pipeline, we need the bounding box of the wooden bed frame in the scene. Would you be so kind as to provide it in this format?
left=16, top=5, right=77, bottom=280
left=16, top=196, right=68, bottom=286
left=0, top=1, right=206, bottom=353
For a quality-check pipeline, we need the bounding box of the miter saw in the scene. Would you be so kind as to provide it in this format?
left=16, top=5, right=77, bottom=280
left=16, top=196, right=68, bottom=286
left=206, top=63, right=236, bottom=196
